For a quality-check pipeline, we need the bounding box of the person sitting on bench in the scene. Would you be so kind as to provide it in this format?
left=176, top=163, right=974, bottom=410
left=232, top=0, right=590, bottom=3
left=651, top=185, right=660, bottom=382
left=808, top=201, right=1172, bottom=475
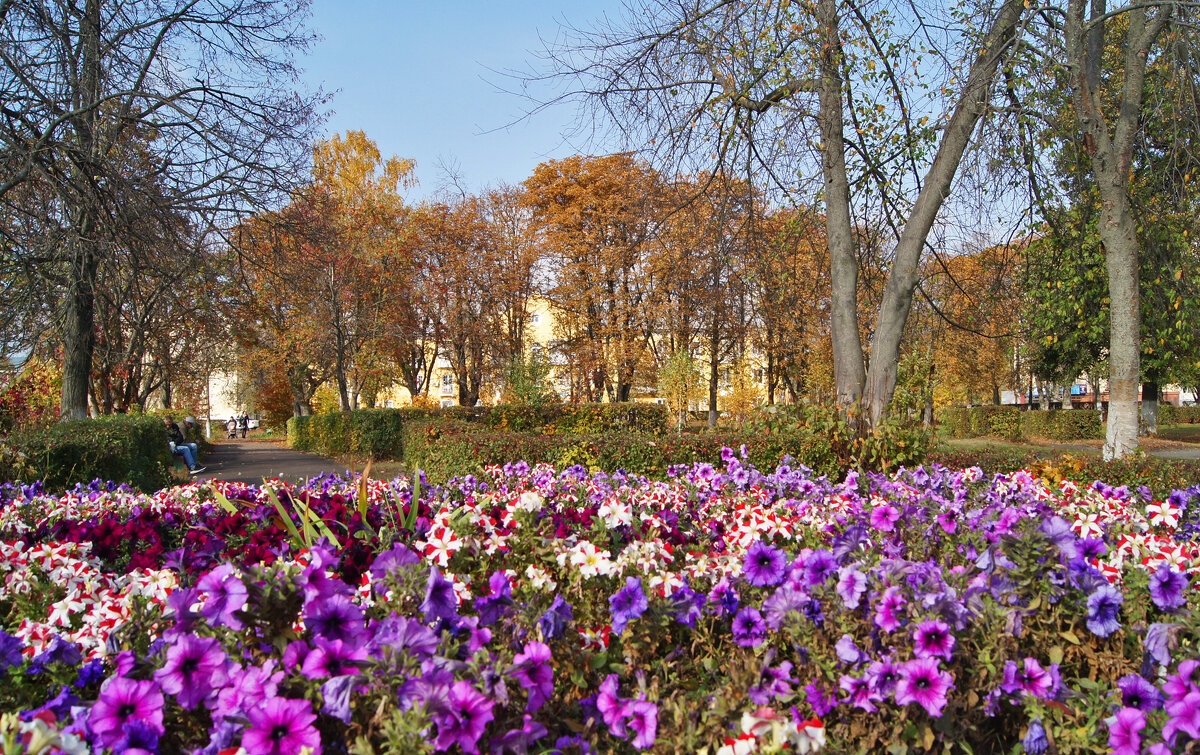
left=165, top=416, right=205, bottom=475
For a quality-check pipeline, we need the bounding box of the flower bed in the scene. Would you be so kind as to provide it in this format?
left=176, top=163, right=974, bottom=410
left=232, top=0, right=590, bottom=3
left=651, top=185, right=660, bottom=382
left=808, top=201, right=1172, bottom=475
left=2, top=456, right=1200, bottom=754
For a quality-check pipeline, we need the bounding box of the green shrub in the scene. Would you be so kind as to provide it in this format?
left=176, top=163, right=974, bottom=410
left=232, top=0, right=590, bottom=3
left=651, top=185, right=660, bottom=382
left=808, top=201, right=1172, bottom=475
left=937, top=407, right=1101, bottom=441
left=287, top=403, right=669, bottom=460
left=1161, top=404, right=1200, bottom=425
left=4, top=415, right=172, bottom=492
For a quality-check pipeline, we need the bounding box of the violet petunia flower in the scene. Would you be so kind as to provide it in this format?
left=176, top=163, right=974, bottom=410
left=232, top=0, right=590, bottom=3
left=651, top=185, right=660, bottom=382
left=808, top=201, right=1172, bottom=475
left=433, top=681, right=495, bottom=755
left=537, top=595, right=574, bottom=640
left=835, top=635, right=866, bottom=665
left=214, top=662, right=283, bottom=719
left=609, top=577, right=648, bottom=635
left=153, top=633, right=229, bottom=710
left=840, top=674, right=882, bottom=713
left=1000, top=658, right=1055, bottom=700
left=1146, top=622, right=1180, bottom=667
left=490, top=714, right=548, bottom=755
left=802, top=550, right=838, bottom=588
left=1086, top=584, right=1124, bottom=638
left=1118, top=674, right=1164, bottom=711
left=742, top=541, right=788, bottom=587
left=87, top=677, right=165, bottom=748
left=912, top=620, right=955, bottom=661
left=894, top=657, right=954, bottom=717
left=421, top=567, right=459, bottom=624
left=475, top=571, right=515, bottom=626
left=1022, top=719, right=1048, bottom=754
left=241, top=697, right=322, bottom=755
left=732, top=607, right=767, bottom=648
left=1150, top=565, right=1189, bottom=612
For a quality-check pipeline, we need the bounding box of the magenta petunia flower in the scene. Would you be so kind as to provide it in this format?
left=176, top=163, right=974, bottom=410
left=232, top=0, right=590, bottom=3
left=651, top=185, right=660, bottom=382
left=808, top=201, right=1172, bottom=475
left=214, top=661, right=284, bottom=718
left=241, top=697, right=322, bottom=755
left=1001, top=657, right=1055, bottom=700
left=597, top=674, right=629, bottom=736
left=196, top=563, right=248, bottom=630
left=840, top=674, right=882, bottom=713
left=511, top=641, right=554, bottom=713
left=874, top=586, right=907, bottom=632
left=627, top=699, right=658, bottom=749
left=1107, top=707, right=1145, bottom=755
left=912, top=620, right=955, bottom=661
left=894, top=657, right=954, bottom=717
left=870, top=504, right=900, bottom=532
left=433, top=681, right=494, bottom=755
left=153, top=633, right=229, bottom=710
left=299, top=638, right=368, bottom=679
left=88, top=677, right=165, bottom=748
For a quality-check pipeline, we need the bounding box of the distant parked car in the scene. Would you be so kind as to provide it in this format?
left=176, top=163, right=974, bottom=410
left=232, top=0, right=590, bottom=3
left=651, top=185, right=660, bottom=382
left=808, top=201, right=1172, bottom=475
left=248, top=418, right=260, bottom=430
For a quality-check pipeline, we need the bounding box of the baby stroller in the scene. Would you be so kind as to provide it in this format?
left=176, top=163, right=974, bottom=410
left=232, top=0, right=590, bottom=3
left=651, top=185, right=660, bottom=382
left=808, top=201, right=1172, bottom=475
left=226, top=417, right=237, bottom=439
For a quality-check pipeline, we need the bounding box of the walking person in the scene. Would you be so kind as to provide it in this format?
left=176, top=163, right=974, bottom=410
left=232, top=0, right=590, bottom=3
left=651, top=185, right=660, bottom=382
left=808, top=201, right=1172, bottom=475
left=237, top=413, right=249, bottom=439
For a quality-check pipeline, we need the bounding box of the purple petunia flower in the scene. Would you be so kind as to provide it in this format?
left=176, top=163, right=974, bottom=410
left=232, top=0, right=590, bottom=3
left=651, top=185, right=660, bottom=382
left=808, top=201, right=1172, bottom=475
left=241, top=697, right=322, bottom=755
left=874, top=586, right=907, bottom=632
left=370, top=616, right=440, bottom=657
left=153, top=633, right=229, bottom=710
left=321, top=675, right=356, bottom=724
left=1107, top=707, right=1145, bottom=755
left=761, top=582, right=808, bottom=631
left=742, top=541, right=788, bottom=587
left=912, top=620, right=955, bottom=661
left=113, top=718, right=160, bottom=755
left=490, top=714, right=548, bottom=755
left=1118, top=674, right=1164, bottom=711
left=368, top=543, right=419, bottom=580
left=421, top=567, right=459, bottom=624
left=671, top=585, right=705, bottom=628
left=88, top=677, right=165, bottom=748
left=865, top=657, right=901, bottom=695
left=835, top=635, right=866, bottom=665
left=748, top=658, right=794, bottom=705
left=894, top=657, right=954, bottom=717
left=196, top=564, right=248, bottom=630
left=1146, top=622, right=1179, bottom=667
left=511, top=642, right=554, bottom=713
left=609, top=577, right=648, bottom=635
left=627, top=699, right=658, bottom=749
left=300, top=638, right=367, bottom=679
left=803, top=550, right=838, bottom=588
left=840, top=674, right=882, bottom=713
left=1000, top=657, right=1055, bottom=699
left=304, top=594, right=366, bottom=648
left=836, top=567, right=867, bottom=610
left=1150, top=565, right=1189, bottom=612
left=474, top=571, right=515, bottom=626
left=1022, top=719, right=1048, bottom=754
left=537, top=595, right=573, bottom=640
left=804, top=681, right=837, bottom=716
left=732, top=607, right=767, bottom=648
left=433, top=682, right=495, bottom=754
left=1086, top=584, right=1124, bottom=638
left=707, top=578, right=739, bottom=617
left=0, top=629, right=23, bottom=674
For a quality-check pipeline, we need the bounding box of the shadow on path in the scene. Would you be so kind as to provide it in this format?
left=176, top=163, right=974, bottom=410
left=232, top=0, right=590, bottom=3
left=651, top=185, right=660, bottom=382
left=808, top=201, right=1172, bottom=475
left=194, top=440, right=343, bottom=484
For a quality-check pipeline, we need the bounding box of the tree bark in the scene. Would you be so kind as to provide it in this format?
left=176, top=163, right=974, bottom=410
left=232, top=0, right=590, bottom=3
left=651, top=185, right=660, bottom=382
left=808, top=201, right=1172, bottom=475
left=815, top=0, right=864, bottom=411
left=859, top=0, right=1026, bottom=426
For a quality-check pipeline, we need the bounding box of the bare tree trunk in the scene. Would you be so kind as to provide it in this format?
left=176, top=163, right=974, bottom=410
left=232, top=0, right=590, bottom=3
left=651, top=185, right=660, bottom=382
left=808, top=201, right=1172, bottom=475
left=815, top=0, right=865, bottom=411
left=708, top=324, right=720, bottom=429
left=859, top=0, right=1026, bottom=426
left=1038, top=380, right=1050, bottom=411
left=1066, top=0, right=1168, bottom=459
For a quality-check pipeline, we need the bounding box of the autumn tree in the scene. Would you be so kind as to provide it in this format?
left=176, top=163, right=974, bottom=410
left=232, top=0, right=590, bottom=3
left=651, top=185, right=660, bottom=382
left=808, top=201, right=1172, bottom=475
left=524, top=154, right=666, bottom=403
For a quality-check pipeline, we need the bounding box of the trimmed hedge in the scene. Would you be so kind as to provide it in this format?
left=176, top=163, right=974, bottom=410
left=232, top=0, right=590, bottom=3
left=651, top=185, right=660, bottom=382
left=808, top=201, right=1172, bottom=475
left=2, top=415, right=173, bottom=492
left=938, top=407, right=1101, bottom=441
left=287, top=404, right=669, bottom=459
left=1161, top=405, right=1200, bottom=425
left=401, top=419, right=861, bottom=484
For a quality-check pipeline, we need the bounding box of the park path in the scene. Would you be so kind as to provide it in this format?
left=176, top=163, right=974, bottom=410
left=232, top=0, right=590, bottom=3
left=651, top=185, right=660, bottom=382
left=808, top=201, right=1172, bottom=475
left=193, top=439, right=342, bottom=484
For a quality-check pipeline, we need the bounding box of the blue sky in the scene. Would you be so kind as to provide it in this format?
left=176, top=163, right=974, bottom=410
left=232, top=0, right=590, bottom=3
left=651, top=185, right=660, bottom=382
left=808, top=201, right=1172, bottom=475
left=301, top=0, right=621, bottom=199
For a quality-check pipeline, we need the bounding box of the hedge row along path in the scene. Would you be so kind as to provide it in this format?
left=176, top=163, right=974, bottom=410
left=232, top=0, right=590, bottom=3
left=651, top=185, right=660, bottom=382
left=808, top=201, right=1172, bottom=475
left=193, top=439, right=339, bottom=483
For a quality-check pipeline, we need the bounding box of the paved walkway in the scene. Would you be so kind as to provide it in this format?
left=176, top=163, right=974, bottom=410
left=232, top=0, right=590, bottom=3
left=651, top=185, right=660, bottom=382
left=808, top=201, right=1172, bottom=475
left=193, top=440, right=343, bottom=484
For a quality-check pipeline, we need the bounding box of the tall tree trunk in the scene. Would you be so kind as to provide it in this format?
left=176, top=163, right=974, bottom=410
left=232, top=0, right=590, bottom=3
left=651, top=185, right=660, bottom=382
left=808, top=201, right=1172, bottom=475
left=59, top=0, right=103, bottom=421
left=815, top=0, right=864, bottom=412
left=1038, top=380, right=1050, bottom=411
left=859, top=0, right=1026, bottom=426
left=1066, top=0, right=1168, bottom=459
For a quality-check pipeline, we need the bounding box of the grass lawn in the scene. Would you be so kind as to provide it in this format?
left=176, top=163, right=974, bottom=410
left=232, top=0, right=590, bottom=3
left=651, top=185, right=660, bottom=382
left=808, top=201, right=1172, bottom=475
left=1159, top=424, right=1200, bottom=443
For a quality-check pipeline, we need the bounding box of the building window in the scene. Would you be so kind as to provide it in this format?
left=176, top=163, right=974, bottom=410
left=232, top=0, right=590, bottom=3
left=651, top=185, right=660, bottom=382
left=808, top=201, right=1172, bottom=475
left=529, top=313, right=540, bottom=325
left=385, top=400, right=394, bottom=408
left=440, top=398, right=456, bottom=408
left=441, top=374, right=455, bottom=396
